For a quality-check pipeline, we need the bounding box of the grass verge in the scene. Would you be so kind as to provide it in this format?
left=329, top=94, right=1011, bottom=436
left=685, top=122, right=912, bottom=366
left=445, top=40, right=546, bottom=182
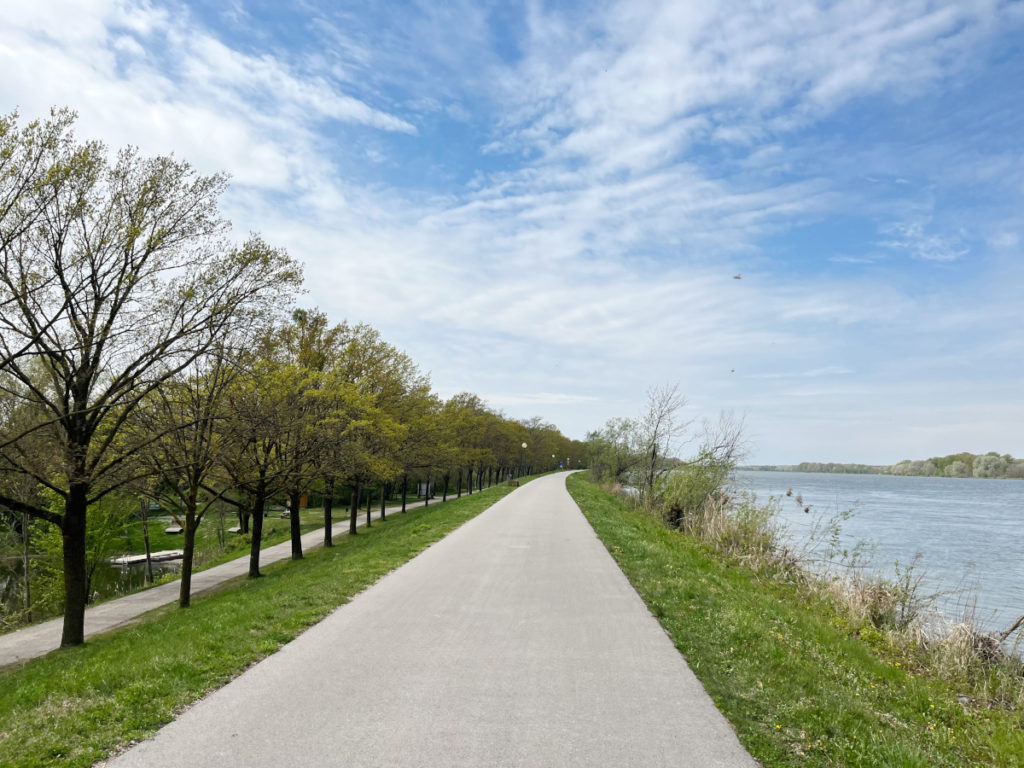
left=567, top=473, right=1024, bottom=767
left=0, top=478, right=528, bottom=767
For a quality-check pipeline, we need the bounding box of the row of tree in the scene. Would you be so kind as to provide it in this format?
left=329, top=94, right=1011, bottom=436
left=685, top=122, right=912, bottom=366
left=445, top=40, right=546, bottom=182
left=889, top=452, right=1024, bottom=479
left=0, top=108, right=584, bottom=646
left=760, top=453, right=1024, bottom=479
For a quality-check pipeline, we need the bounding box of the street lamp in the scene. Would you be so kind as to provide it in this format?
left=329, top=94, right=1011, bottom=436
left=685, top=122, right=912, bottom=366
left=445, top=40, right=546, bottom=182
left=520, top=442, right=527, bottom=478
left=552, top=453, right=556, bottom=470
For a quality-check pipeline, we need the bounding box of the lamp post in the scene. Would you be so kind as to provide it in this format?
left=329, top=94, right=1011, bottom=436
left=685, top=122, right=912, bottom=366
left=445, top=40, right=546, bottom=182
left=552, top=453, right=556, bottom=471
left=520, top=442, right=527, bottom=478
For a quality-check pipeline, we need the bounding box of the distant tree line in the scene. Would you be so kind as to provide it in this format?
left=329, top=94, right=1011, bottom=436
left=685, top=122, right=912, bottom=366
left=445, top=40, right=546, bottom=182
left=748, top=452, right=1024, bottom=479
left=0, top=108, right=584, bottom=645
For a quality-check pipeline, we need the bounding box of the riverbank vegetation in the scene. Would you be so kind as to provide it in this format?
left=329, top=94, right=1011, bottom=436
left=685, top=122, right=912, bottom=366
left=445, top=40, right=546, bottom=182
left=748, top=451, right=1024, bottom=479
left=569, top=475, right=1024, bottom=765
left=578, top=391, right=1024, bottom=765
left=0, top=108, right=584, bottom=640
left=0, top=478, right=525, bottom=768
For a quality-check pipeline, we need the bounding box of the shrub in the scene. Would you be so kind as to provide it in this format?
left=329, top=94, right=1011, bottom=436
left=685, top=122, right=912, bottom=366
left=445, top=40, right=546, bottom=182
left=657, top=451, right=731, bottom=527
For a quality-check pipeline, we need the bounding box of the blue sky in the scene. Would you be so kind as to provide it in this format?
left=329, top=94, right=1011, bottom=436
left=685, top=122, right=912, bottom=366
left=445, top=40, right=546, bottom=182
left=3, top=0, right=1023, bottom=463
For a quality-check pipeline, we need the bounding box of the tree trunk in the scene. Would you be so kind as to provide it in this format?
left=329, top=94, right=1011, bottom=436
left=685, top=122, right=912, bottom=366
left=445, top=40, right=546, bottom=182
left=21, top=511, right=31, bottom=622
left=140, top=498, right=154, bottom=585
left=289, top=489, right=303, bottom=560
left=401, top=474, right=408, bottom=513
left=349, top=482, right=360, bottom=535
left=60, top=483, right=89, bottom=647
left=380, top=483, right=387, bottom=522
left=479, top=466, right=484, bottom=491
left=323, top=477, right=334, bottom=547
left=457, top=469, right=462, bottom=498
left=216, top=505, right=225, bottom=549
left=365, top=486, right=372, bottom=528
left=179, top=509, right=197, bottom=608
left=443, top=474, right=449, bottom=502
left=468, top=467, right=473, bottom=495
left=248, top=480, right=267, bottom=578
left=424, top=474, right=430, bottom=507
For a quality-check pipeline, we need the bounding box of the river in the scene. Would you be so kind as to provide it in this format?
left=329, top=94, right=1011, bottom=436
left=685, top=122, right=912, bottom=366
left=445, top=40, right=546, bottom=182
left=734, top=470, right=1024, bottom=634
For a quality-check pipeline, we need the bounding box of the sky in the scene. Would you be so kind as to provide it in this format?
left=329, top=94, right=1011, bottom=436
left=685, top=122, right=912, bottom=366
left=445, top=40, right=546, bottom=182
left=2, top=0, right=1023, bottom=464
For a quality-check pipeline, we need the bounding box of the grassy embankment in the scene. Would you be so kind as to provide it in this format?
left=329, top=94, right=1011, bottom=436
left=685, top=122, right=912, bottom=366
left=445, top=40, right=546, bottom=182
left=0, top=478, right=526, bottom=768
left=566, top=473, right=1024, bottom=767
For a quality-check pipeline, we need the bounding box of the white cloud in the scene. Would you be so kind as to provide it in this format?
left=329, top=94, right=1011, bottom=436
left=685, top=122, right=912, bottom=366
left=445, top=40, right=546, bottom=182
left=0, top=0, right=414, bottom=199
left=878, top=219, right=969, bottom=262
left=2, top=0, right=1022, bottom=463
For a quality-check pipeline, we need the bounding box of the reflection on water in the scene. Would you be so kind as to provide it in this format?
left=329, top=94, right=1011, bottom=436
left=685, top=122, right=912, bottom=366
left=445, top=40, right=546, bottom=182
left=735, top=471, right=1024, bottom=633
left=90, top=559, right=181, bottom=600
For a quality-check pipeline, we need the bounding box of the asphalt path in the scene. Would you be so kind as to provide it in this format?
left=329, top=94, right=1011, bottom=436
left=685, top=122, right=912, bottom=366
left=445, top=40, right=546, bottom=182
left=0, top=495, right=434, bottom=668
left=105, top=473, right=756, bottom=767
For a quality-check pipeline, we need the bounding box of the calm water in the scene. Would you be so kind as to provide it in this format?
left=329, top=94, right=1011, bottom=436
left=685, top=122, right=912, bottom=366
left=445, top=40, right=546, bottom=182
left=734, top=470, right=1024, bottom=633
left=91, top=559, right=180, bottom=599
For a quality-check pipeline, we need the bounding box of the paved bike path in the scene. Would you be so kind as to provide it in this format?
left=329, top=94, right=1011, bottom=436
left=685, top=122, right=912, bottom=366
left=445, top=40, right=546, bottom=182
left=105, top=473, right=756, bottom=767
left=0, top=494, right=446, bottom=668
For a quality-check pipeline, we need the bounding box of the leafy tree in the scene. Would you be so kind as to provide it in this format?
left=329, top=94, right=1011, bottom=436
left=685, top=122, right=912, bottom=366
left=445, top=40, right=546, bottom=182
left=129, top=348, right=241, bottom=607
left=0, top=109, right=301, bottom=644
left=217, top=340, right=298, bottom=578
left=945, top=460, right=970, bottom=478
left=586, top=417, right=639, bottom=483
left=973, top=454, right=1008, bottom=478
left=335, top=324, right=420, bottom=529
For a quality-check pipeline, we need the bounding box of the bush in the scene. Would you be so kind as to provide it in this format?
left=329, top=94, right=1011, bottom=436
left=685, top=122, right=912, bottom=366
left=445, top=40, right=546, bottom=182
left=657, top=451, right=730, bottom=527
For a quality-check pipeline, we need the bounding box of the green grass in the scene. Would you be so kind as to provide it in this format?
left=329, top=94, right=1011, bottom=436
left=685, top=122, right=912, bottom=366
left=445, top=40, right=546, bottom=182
left=116, top=507, right=322, bottom=561
left=0, top=478, right=529, bottom=767
left=566, top=473, right=1024, bottom=767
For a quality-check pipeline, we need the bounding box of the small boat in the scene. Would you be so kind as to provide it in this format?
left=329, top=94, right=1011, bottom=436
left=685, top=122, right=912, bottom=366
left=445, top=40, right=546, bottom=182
left=110, top=550, right=184, bottom=566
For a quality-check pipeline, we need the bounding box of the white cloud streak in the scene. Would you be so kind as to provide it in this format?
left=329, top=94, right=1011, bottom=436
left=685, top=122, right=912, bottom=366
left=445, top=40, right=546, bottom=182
left=2, top=0, right=1022, bottom=463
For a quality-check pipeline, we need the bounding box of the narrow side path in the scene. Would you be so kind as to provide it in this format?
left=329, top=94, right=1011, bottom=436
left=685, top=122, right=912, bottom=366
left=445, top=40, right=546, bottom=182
left=107, top=473, right=756, bottom=767
left=0, top=490, right=476, bottom=668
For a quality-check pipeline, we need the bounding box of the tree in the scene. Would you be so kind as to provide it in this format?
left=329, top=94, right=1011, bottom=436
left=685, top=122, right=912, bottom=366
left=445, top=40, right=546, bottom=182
left=637, top=383, right=691, bottom=503
left=278, top=309, right=348, bottom=555
left=129, top=348, right=240, bottom=607
left=392, top=388, right=442, bottom=512
left=0, top=111, right=301, bottom=645
left=335, top=324, right=418, bottom=530
left=217, top=341, right=294, bottom=578
left=659, top=412, right=746, bottom=527
left=973, top=454, right=1008, bottom=479
left=0, top=109, right=85, bottom=371
left=945, top=460, right=970, bottom=478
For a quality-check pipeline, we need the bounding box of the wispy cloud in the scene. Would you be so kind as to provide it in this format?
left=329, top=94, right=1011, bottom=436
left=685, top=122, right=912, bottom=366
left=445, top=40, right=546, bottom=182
left=2, top=0, right=1023, bottom=463
left=877, top=219, right=969, bottom=262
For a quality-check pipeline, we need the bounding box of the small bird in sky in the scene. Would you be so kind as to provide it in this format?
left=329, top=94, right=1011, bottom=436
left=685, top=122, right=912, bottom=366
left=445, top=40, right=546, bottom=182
left=733, top=273, right=742, bottom=280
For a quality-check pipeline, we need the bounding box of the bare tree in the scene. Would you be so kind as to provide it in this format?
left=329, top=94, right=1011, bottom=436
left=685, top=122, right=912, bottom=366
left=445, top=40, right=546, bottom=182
left=0, top=112, right=302, bottom=646
left=637, top=383, right=692, bottom=502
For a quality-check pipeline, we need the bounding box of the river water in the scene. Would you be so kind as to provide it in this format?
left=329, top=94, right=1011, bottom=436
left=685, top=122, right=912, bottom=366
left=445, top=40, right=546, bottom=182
left=734, top=470, right=1024, bottom=634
